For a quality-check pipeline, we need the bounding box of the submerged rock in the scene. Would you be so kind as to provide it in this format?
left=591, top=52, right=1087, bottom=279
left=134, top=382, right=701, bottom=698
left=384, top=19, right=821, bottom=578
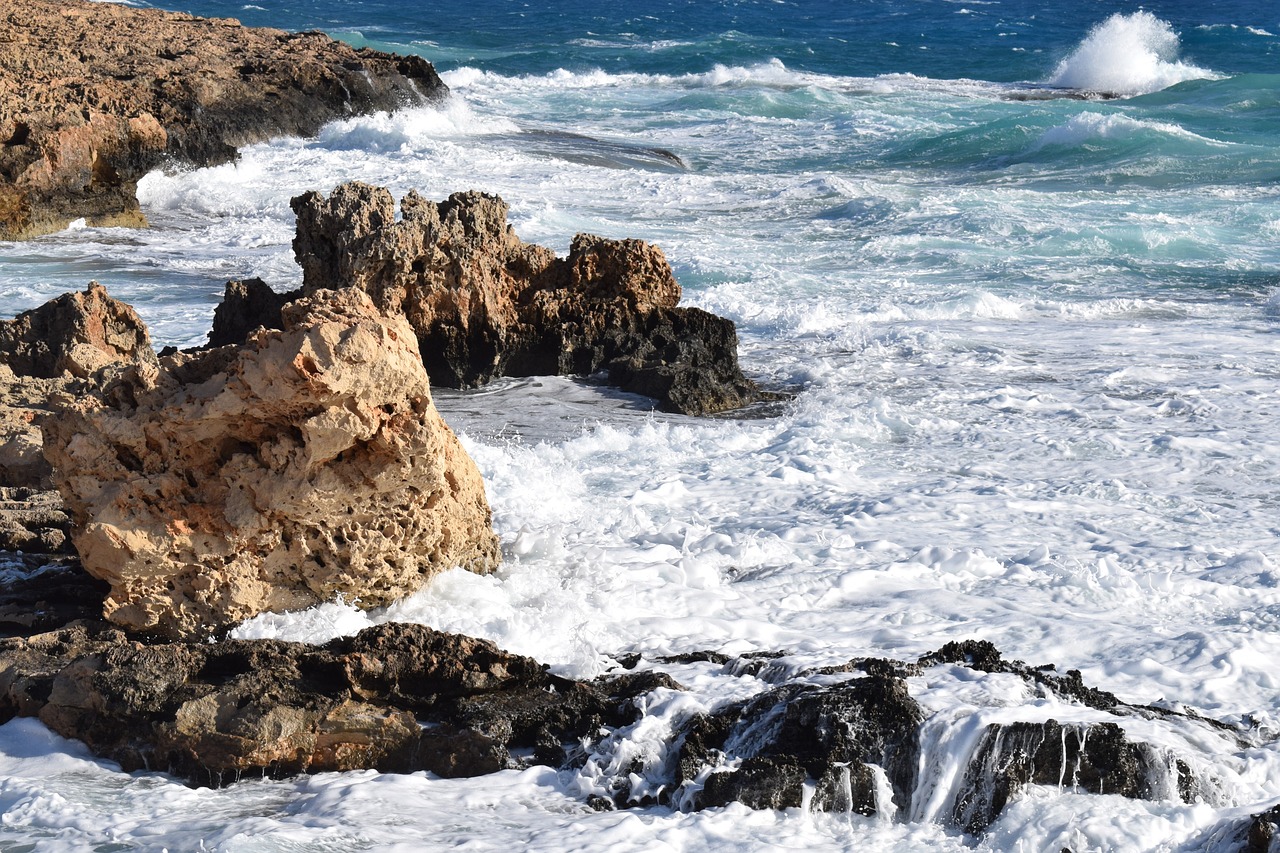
left=950, top=719, right=1194, bottom=834
left=675, top=670, right=922, bottom=814
left=287, top=182, right=768, bottom=415
left=0, top=622, right=669, bottom=785
left=0, top=0, right=446, bottom=239
left=42, top=288, right=499, bottom=639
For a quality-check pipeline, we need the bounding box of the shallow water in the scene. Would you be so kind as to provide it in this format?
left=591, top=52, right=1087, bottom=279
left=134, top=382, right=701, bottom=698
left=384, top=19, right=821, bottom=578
left=2, top=0, right=1279, bottom=849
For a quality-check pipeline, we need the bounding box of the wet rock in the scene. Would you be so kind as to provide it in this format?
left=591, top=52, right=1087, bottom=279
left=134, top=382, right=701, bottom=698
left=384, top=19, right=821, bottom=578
left=950, top=719, right=1193, bottom=834
left=42, top=288, right=500, bottom=639
left=1245, top=803, right=1280, bottom=853
left=1, top=0, right=447, bottom=239
left=289, top=182, right=769, bottom=415
left=0, top=622, right=670, bottom=786
left=0, top=559, right=107, bottom=636
left=918, top=639, right=1121, bottom=711
left=676, top=672, right=922, bottom=815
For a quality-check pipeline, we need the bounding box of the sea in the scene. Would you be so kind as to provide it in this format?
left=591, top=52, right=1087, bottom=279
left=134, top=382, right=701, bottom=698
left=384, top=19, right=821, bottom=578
left=2, top=0, right=1279, bottom=850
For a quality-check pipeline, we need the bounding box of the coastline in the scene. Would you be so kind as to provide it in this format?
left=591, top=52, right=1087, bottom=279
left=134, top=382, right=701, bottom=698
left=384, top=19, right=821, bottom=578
left=0, top=0, right=446, bottom=240
left=1, top=1, right=1279, bottom=850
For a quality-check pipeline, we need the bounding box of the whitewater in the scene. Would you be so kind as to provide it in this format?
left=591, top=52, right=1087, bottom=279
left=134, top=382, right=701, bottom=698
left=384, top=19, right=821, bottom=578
left=2, top=0, right=1279, bottom=850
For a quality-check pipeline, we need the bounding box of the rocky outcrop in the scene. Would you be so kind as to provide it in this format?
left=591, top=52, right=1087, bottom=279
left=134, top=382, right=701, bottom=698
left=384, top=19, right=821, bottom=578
left=0, top=488, right=71, bottom=555
left=0, top=282, right=155, bottom=380
left=0, top=621, right=676, bottom=785
left=42, top=288, right=499, bottom=639
left=0, top=0, right=446, bottom=239
left=0, top=282, right=156, bottom=491
left=673, top=669, right=922, bottom=814
left=208, top=278, right=300, bottom=349
left=950, top=719, right=1194, bottom=834
left=286, top=182, right=767, bottom=415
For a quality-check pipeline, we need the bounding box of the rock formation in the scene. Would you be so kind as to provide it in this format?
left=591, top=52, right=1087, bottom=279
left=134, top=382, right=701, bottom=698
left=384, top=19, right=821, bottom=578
left=282, top=182, right=767, bottom=415
left=0, top=281, right=156, bottom=499
left=0, top=621, right=676, bottom=784
left=42, top=288, right=500, bottom=639
left=0, top=281, right=156, bottom=381
left=674, top=669, right=922, bottom=814
left=0, top=0, right=447, bottom=239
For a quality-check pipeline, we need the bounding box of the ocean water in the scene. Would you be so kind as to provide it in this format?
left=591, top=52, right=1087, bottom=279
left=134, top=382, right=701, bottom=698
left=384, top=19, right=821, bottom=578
left=3, top=0, right=1280, bottom=849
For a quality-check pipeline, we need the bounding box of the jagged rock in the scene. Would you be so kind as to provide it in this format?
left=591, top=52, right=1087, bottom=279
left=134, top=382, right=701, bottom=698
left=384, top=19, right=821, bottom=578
left=0, top=487, right=71, bottom=554
left=0, top=622, right=669, bottom=785
left=288, top=182, right=767, bottom=415
left=1245, top=803, right=1280, bottom=853
left=42, top=288, right=500, bottom=639
left=950, top=719, right=1194, bottom=834
left=208, top=278, right=301, bottom=349
left=0, top=283, right=157, bottom=490
left=676, top=672, right=922, bottom=814
left=0, top=282, right=155, bottom=381
left=0, top=0, right=447, bottom=239
left=0, top=558, right=107, bottom=636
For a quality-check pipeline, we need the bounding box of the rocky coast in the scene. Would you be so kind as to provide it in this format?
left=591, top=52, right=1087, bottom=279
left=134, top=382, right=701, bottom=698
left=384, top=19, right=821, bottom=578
left=0, top=2, right=1275, bottom=849
left=0, top=0, right=445, bottom=239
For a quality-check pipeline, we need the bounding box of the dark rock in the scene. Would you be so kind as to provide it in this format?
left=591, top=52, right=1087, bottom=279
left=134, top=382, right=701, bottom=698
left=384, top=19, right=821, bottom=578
left=1, top=0, right=447, bottom=239
left=918, top=639, right=1121, bottom=711
left=207, top=278, right=299, bottom=347
left=675, top=672, right=922, bottom=815
left=0, top=487, right=72, bottom=554
left=951, top=719, right=1193, bottom=834
left=288, top=182, right=772, bottom=415
left=0, top=621, right=672, bottom=786
left=1245, top=803, right=1280, bottom=853
left=0, top=559, right=106, bottom=636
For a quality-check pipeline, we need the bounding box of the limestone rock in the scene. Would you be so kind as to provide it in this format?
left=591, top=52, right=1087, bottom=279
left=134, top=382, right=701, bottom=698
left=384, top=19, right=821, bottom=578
left=0, top=282, right=156, bottom=381
left=288, top=182, right=768, bottom=415
left=42, top=288, right=500, bottom=639
left=0, top=283, right=156, bottom=490
left=0, top=0, right=447, bottom=239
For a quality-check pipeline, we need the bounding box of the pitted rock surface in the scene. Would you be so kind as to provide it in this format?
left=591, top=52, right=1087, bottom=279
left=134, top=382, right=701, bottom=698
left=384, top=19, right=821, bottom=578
left=42, top=288, right=499, bottom=638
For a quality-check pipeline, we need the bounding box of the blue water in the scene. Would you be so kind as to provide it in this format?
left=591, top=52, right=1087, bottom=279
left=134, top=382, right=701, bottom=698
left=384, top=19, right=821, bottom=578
left=2, top=1, right=1280, bottom=850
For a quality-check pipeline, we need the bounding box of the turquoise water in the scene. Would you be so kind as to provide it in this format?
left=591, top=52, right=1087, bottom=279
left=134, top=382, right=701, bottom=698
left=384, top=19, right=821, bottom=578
left=2, top=2, right=1280, bottom=850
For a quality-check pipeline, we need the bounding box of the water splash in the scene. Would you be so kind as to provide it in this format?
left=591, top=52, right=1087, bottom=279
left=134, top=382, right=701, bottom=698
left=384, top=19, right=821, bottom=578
left=1048, top=12, right=1218, bottom=96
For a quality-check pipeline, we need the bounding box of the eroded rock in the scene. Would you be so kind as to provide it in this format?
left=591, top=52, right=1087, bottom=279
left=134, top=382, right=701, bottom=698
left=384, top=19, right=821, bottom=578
left=0, top=0, right=446, bottom=239
left=0, top=282, right=157, bottom=491
left=675, top=672, right=922, bottom=814
left=0, top=622, right=669, bottom=785
left=42, top=288, right=500, bottom=638
left=288, top=182, right=767, bottom=415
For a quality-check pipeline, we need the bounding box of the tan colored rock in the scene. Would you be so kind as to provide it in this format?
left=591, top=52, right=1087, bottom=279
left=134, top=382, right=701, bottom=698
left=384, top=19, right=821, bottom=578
left=42, top=288, right=499, bottom=639
left=290, top=182, right=767, bottom=414
left=0, top=282, right=156, bottom=490
left=0, top=0, right=446, bottom=239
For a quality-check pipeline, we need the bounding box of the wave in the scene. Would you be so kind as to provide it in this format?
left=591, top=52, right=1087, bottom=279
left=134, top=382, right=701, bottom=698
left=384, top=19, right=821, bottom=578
left=1048, top=12, right=1220, bottom=96
left=1028, top=112, right=1227, bottom=152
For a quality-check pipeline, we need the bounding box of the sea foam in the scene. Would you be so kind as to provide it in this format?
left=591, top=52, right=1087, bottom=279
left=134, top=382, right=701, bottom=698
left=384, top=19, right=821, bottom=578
left=1048, top=12, right=1218, bottom=96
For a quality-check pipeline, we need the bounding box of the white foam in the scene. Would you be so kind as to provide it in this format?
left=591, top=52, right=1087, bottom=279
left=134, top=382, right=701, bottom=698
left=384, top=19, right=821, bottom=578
left=1048, top=12, right=1220, bottom=95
